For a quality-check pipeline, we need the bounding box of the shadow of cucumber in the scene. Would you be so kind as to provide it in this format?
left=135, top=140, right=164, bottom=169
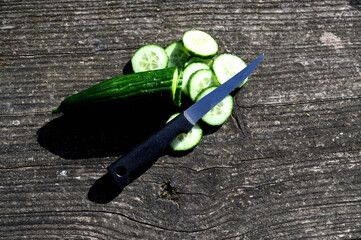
left=37, top=98, right=180, bottom=159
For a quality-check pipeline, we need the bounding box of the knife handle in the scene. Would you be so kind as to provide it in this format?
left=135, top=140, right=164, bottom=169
left=107, top=112, right=194, bottom=189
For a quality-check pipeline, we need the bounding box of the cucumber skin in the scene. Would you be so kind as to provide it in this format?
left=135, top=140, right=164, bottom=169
left=53, top=67, right=180, bottom=114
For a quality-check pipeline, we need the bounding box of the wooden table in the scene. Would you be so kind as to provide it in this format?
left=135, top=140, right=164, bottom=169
left=1, top=1, right=360, bottom=239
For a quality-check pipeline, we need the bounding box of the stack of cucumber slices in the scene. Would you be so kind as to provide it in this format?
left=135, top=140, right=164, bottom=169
left=131, top=30, right=249, bottom=151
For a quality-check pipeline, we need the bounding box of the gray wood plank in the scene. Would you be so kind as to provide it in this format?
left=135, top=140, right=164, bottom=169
left=1, top=0, right=360, bottom=239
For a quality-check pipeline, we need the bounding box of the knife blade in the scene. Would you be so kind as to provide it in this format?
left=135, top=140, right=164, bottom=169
left=107, top=54, right=264, bottom=189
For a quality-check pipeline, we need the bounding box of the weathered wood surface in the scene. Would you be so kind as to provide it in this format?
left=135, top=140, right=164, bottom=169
left=1, top=0, right=360, bottom=239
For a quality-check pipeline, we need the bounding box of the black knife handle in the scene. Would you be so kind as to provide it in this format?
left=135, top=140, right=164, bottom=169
left=107, top=112, right=194, bottom=189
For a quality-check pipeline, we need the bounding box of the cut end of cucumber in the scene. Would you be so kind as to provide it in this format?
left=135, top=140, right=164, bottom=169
left=171, top=68, right=182, bottom=107
left=131, top=44, right=169, bottom=73
left=183, top=30, right=218, bottom=58
left=167, top=113, right=203, bottom=151
left=196, top=86, right=233, bottom=126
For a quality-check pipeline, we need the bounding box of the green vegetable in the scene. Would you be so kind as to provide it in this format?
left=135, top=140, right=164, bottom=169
left=195, top=86, right=233, bottom=126
left=188, top=69, right=219, bottom=101
left=166, top=113, right=203, bottom=151
left=184, top=56, right=213, bottom=67
left=212, top=53, right=248, bottom=88
left=165, top=41, right=190, bottom=70
left=183, top=30, right=218, bottom=58
left=53, top=67, right=181, bottom=114
left=181, top=62, right=210, bottom=96
left=53, top=30, right=251, bottom=152
left=131, top=44, right=169, bottom=73
left=51, top=30, right=254, bottom=151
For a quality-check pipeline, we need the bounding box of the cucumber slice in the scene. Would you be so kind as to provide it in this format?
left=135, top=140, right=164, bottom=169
left=183, top=30, right=218, bottom=58
left=195, top=86, right=233, bottom=126
left=212, top=54, right=248, bottom=88
left=166, top=113, right=203, bottom=151
left=182, top=62, right=209, bottom=96
left=165, top=41, right=190, bottom=70
left=184, top=56, right=213, bottom=68
left=131, top=44, right=168, bottom=73
left=188, top=69, right=219, bottom=101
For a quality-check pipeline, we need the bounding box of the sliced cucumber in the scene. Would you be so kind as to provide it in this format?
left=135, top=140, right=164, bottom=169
left=184, top=56, right=213, bottom=68
left=131, top=44, right=168, bottom=73
left=212, top=54, right=248, bottom=88
left=195, top=86, right=233, bottom=126
left=173, top=70, right=182, bottom=107
left=165, top=41, right=190, bottom=70
left=181, top=62, right=209, bottom=96
left=166, top=113, right=203, bottom=151
left=183, top=30, right=218, bottom=58
left=188, top=69, right=219, bottom=101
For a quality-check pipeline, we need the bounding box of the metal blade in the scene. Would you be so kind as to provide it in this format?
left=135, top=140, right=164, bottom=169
left=184, top=53, right=264, bottom=124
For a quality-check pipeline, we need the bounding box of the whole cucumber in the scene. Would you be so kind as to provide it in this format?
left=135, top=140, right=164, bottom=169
left=53, top=67, right=181, bottom=114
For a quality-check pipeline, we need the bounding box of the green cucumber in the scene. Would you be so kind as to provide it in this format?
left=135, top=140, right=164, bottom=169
left=167, top=113, right=203, bottom=151
left=183, top=30, right=218, bottom=58
left=53, top=67, right=181, bottom=114
left=173, top=71, right=183, bottom=107
left=184, top=56, right=213, bottom=68
left=181, top=62, right=210, bottom=96
left=165, top=41, right=190, bottom=70
left=188, top=69, right=219, bottom=102
left=212, top=54, right=248, bottom=88
left=195, top=86, right=233, bottom=126
left=131, top=44, right=168, bottom=73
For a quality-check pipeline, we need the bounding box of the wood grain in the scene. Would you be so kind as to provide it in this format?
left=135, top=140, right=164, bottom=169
left=1, top=0, right=360, bottom=239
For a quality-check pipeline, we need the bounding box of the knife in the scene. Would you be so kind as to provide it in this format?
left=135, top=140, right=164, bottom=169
left=107, top=54, right=264, bottom=189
